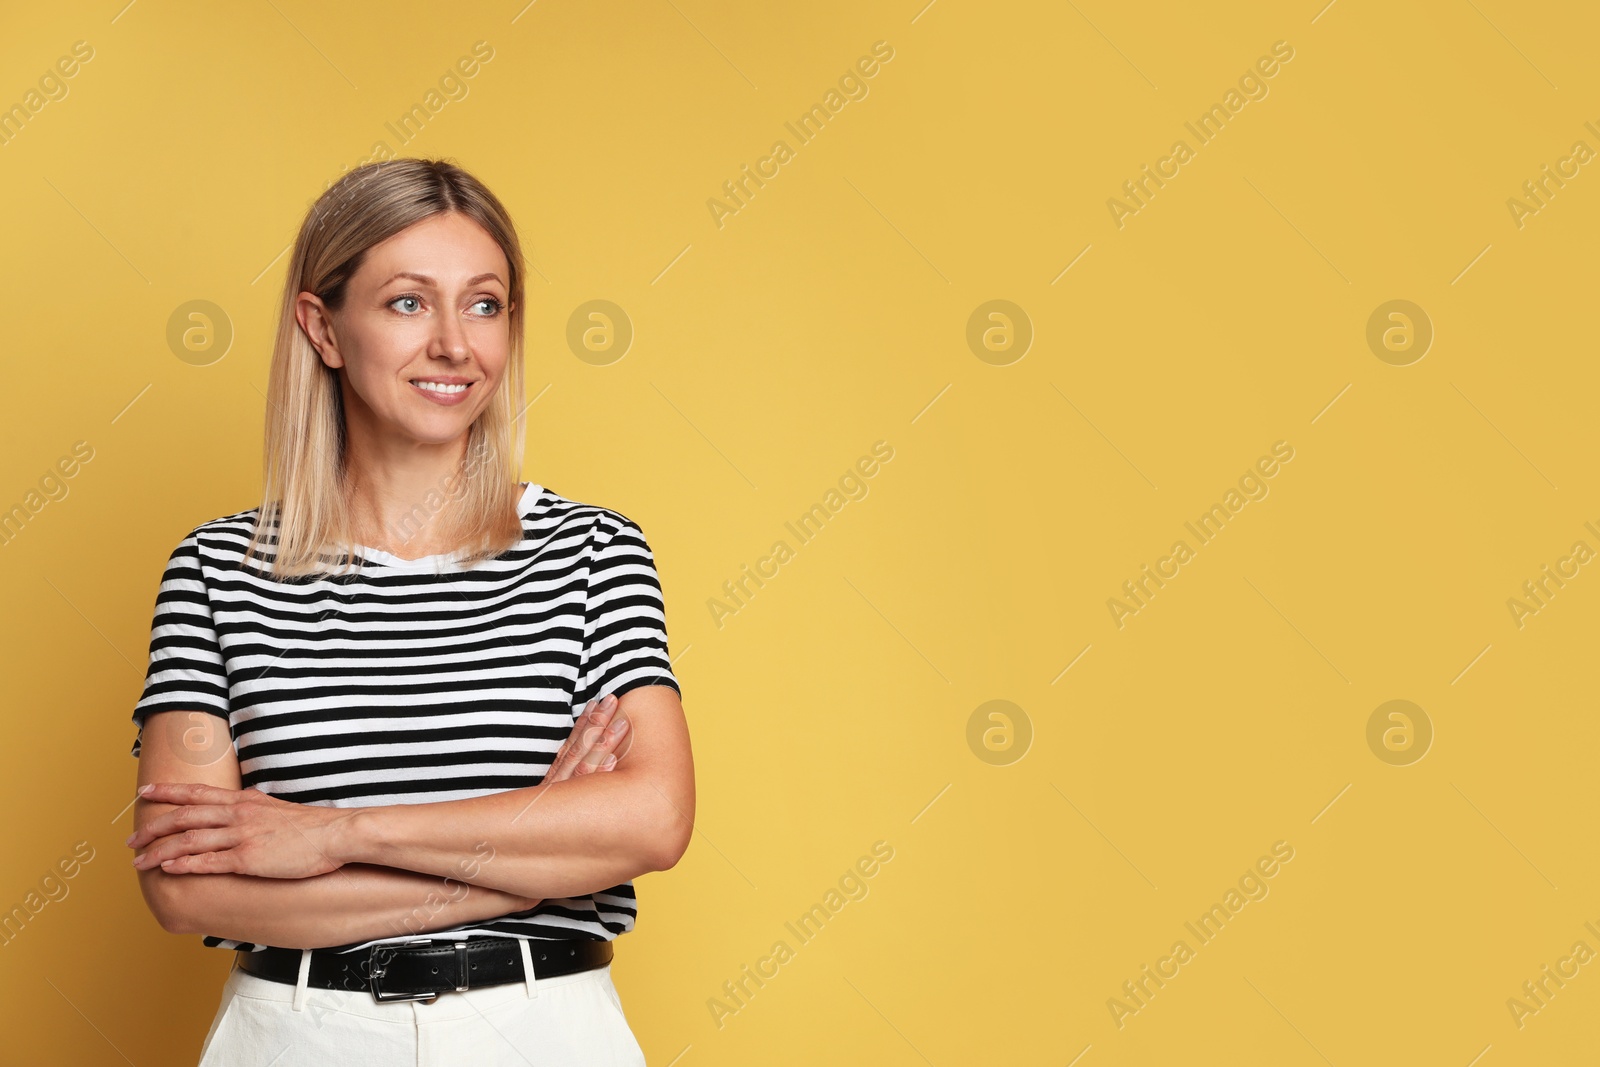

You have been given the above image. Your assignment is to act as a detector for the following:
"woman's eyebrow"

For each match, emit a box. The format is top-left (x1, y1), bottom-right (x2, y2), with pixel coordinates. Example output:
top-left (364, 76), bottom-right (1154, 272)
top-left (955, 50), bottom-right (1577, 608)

top-left (380, 271), bottom-right (506, 288)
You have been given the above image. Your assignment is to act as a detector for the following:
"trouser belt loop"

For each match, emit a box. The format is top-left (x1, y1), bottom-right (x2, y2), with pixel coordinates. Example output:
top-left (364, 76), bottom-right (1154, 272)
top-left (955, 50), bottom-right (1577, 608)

top-left (518, 937), bottom-right (538, 999)
top-left (291, 948), bottom-right (313, 1012)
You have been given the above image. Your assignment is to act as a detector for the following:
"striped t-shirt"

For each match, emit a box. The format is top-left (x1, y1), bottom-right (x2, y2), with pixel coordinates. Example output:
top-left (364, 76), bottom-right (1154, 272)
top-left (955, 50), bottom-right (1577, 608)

top-left (129, 481), bottom-right (681, 954)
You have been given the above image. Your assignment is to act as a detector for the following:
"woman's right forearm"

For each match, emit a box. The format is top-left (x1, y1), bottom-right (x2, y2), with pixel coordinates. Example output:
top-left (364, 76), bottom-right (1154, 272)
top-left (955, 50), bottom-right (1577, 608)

top-left (143, 862), bottom-right (539, 950)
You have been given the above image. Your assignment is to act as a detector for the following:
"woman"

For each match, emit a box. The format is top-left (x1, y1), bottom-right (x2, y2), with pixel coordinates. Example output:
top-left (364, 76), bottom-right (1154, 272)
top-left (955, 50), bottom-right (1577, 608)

top-left (125, 157), bottom-right (694, 1066)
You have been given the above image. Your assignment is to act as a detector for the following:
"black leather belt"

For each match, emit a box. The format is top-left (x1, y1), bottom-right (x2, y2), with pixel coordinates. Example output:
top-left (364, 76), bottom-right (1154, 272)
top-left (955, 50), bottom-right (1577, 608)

top-left (236, 936), bottom-right (613, 1003)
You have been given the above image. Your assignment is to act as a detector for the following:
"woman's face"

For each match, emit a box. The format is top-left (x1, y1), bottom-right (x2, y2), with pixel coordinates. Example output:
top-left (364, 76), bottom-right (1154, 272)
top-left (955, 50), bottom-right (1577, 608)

top-left (300, 211), bottom-right (514, 453)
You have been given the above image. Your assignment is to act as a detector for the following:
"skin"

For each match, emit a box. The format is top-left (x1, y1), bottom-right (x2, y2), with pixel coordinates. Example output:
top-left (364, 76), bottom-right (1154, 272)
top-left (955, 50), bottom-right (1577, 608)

top-left (131, 695), bottom-right (635, 873)
top-left (129, 698), bottom-right (636, 948)
top-left (300, 210), bottom-right (515, 554)
top-left (131, 690), bottom-right (693, 903)
top-left (129, 211), bottom-right (694, 925)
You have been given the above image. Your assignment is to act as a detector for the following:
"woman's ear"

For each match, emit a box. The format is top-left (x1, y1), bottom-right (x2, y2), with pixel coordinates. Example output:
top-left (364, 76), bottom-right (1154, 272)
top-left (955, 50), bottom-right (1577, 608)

top-left (295, 292), bottom-right (343, 369)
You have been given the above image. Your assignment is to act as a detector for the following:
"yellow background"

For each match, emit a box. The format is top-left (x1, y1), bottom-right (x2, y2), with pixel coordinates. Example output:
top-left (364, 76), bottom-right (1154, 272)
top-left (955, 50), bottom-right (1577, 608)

top-left (2, 0), bottom-right (1597, 1063)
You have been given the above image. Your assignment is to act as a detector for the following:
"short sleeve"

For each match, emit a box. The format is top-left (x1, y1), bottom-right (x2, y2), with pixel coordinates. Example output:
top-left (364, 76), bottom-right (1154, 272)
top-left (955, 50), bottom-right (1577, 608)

top-left (129, 530), bottom-right (232, 758)
top-left (577, 517), bottom-right (681, 706)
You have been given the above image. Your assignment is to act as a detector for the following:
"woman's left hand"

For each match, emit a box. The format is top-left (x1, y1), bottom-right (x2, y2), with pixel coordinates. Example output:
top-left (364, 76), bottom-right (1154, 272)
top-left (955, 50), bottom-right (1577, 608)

top-left (127, 782), bottom-right (358, 878)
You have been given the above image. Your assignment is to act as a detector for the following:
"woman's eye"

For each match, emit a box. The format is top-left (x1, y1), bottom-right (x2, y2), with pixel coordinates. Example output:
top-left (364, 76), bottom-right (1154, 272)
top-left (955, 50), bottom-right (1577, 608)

top-left (390, 295), bottom-right (501, 316)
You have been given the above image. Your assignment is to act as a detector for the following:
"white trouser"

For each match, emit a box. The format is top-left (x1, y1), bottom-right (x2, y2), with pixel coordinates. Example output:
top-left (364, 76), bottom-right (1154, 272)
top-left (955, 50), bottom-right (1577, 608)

top-left (196, 942), bottom-right (647, 1066)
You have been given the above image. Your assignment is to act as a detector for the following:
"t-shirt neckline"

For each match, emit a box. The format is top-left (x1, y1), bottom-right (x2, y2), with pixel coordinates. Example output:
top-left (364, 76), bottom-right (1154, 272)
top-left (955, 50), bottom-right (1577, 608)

top-left (352, 481), bottom-right (541, 571)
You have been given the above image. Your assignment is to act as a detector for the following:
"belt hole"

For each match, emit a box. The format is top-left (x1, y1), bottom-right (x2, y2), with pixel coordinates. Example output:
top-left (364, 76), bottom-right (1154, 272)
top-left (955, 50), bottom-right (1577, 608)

top-left (430, 966), bottom-right (438, 974)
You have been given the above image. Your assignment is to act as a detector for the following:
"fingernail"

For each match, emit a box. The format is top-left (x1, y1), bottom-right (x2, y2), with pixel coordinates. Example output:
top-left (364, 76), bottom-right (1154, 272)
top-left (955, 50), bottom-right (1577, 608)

top-left (601, 754), bottom-right (617, 770)
top-left (138, 784), bottom-right (154, 796)
top-left (600, 694), bottom-right (617, 709)
top-left (124, 833), bottom-right (135, 847)
top-left (607, 717), bottom-right (629, 737)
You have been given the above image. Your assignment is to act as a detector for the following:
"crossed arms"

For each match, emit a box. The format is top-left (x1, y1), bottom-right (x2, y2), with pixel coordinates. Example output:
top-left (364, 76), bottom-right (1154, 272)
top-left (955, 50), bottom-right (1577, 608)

top-left (128, 686), bottom-right (694, 951)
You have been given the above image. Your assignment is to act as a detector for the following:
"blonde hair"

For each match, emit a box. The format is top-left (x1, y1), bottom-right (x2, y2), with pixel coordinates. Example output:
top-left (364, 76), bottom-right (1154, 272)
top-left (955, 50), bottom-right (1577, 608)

top-left (244, 157), bottom-right (528, 579)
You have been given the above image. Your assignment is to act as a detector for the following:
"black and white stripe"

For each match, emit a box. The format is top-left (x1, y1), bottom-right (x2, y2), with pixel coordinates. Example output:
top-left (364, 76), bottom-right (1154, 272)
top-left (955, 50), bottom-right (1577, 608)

top-left (130, 482), bottom-right (681, 954)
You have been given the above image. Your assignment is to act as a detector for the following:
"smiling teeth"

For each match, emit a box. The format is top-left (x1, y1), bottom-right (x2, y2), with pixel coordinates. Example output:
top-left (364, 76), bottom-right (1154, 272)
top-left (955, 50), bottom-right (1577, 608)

top-left (414, 381), bottom-right (469, 394)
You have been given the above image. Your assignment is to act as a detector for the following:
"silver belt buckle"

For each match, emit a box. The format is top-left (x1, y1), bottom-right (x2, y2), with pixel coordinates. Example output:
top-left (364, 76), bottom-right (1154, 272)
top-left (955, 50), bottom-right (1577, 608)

top-left (368, 938), bottom-right (442, 1003)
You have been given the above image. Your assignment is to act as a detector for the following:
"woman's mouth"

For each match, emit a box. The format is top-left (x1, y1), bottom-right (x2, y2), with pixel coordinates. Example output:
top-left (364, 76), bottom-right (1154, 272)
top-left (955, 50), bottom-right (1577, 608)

top-left (410, 379), bottom-right (475, 405)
